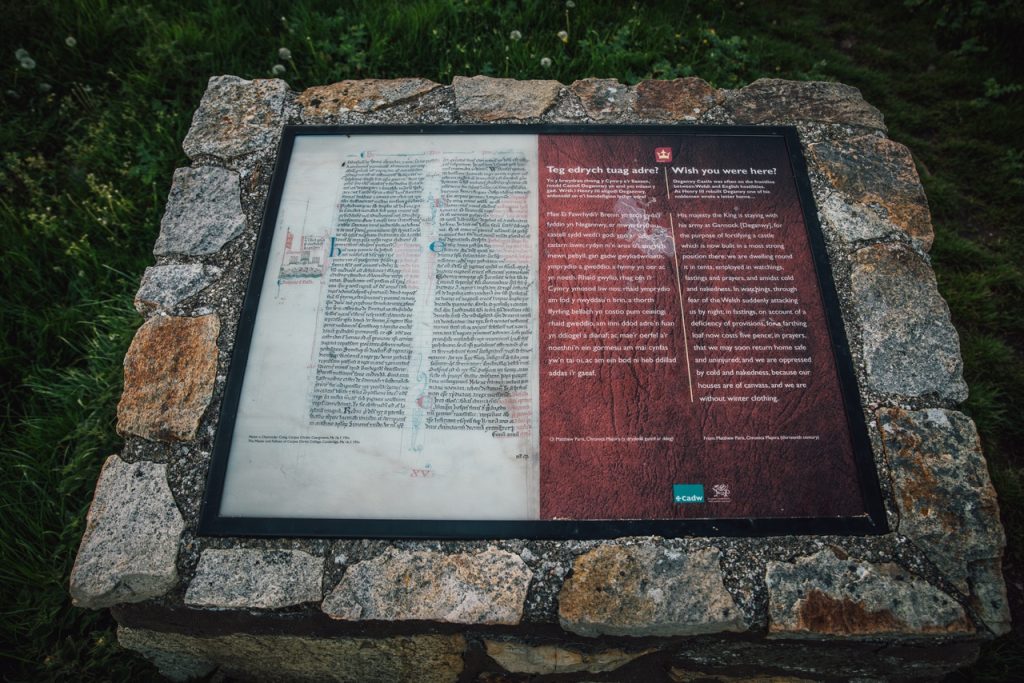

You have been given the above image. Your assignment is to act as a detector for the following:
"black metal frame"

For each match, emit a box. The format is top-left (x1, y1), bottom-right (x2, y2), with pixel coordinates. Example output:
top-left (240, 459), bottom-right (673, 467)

top-left (198, 124), bottom-right (888, 539)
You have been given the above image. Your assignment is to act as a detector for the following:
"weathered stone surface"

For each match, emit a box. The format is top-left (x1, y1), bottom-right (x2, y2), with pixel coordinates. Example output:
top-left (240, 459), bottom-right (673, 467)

top-left (134, 264), bottom-right (221, 315)
top-left (182, 75), bottom-right (289, 160)
top-left (968, 558), bottom-right (1012, 636)
top-left (633, 77), bottom-right (722, 121)
top-left (671, 670), bottom-right (814, 683)
top-left (185, 549), bottom-right (324, 609)
top-left (570, 78), bottom-right (632, 121)
top-left (154, 166), bottom-right (246, 257)
top-left (723, 78), bottom-right (886, 130)
top-left (850, 242), bottom-right (967, 401)
top-left (120, 634), bottom-right (216, 682)
top-left (673, 638), bottom-right (982, 680)
top-left (816, 192), bottom-right (905, 249)
top-left (558, 543), bottom-right (747, 637)
top-left (879, 408), bottom-right (1005, 594)
top-left (323, 547), bottom-right (531, 624)
top-left (484, 640), bottom-right (655, 675)
top-left (119, 627), bottom-right (465, 683)
top-left (454, 75), bottom-right (562, 121)
top-left (70, 457), bottom-right (183, 609)
top-left (117, 314), bottom-right (219, 442)
top-left (809, 135), bottom-right (933, 249)
top-left (765, 549), bottom-right (972, 638)
top-left (298, 78), bottom-right (440, 117)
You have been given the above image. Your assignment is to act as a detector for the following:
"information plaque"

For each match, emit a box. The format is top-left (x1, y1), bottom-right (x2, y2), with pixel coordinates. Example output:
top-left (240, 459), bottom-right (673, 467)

top-left (199, 125), bottom-right (886, 538)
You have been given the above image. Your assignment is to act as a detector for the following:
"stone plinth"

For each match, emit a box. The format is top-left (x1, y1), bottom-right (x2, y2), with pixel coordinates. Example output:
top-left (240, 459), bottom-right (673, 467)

top-left (72, 75), bottom-right (1008, 682)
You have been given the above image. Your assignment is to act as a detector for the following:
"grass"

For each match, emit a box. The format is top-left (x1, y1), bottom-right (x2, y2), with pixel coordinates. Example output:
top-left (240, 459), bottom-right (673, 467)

top-left (0, 0), bottom-right (1021, 680)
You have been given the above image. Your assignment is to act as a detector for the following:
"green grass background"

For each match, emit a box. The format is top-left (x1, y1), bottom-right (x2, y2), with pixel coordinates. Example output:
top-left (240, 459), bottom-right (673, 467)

top-left (1, 1), bottom-right (1021, 679)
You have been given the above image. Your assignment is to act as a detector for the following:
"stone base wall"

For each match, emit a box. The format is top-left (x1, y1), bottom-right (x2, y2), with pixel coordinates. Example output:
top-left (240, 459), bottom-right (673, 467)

top-left (69, 75), bottom-right (1009, 682)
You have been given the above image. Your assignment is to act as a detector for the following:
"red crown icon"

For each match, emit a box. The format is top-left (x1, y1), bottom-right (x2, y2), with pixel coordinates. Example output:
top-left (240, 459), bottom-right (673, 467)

top-left (655, 147), bottom-right (673, 163)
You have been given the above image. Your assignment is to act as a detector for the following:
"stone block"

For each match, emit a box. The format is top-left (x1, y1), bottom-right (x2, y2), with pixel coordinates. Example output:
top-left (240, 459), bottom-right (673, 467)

top-left (968, 558), bottom-right (1012, 636)
top-left (70, 457), bottom-right (183, 609)
top-left (850, 242), bottom-right (967, 401)
top-left (484, 640), bottom-right (655, 675)
top-left (816, 192), bottom-right (905, 249)
top-left (134, 264), bottom-right (221, 315)
top-left (670, 670), bottom-right (814, 683)
top-left (322, 547), bottom-right (531, 624)
top-left (722, 78), bottom-right (886, 130)
top-left (118, 627), bottom-right (466, 683)
top-left (570, 78), bottom-right (632, 121)
top-left (879, 408), bottom-right (1004, 592)
top-left (454, 75), bottom-right (562, 121)
top-left (809, 135), bottom-right (933, 249)
top-left (673, 638), bottom-right (982, 680)
top-left (633, 77), bottom-right (722, 121)
top-left (558, 543), bottom-right (748, 637)
top-left (154, 166), bottom-right (246, 257)
top-left (182, 75), bottom-right (289, 160)
top-left (116, 314), bottom-right (219, 442)
top-left (185, 549), bottom-right (324, 609)
top-left (297, 78), bottom-right (440, 117)
top-left (765, 548), bottom-right (972, 638)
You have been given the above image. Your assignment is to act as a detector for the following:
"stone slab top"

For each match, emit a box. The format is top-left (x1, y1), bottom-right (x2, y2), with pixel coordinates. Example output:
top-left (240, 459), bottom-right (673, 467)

top-left (72, 76), bottom-right (1009, 682)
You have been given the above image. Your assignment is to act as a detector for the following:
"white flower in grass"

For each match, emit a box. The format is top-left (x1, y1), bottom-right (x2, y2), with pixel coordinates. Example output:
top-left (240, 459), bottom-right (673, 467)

top-left (509, 30), bottom-right (522, 41)
top-left (65, 36), bottom-right (77, 47)
top-left (38, 82), bottom-right (51, 93)
top-left (278, 47), bottom-right (292, 60)
top-left (272, 64), bottom-right (286, 75)
top-left (557, 30), bottom-right (568, 43)
top-left (540, 57), bottom-right (552, 68)
top-left (566, 1), bottom-right (576, 7)
top-left (15, 48), bottom-right (28, 60)
top-left (20, 56), bottom-right (36, 70)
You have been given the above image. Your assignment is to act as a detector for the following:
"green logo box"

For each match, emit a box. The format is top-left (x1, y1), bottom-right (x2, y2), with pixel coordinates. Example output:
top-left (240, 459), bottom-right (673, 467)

top-left (673, 483), bottom-right (704, 504)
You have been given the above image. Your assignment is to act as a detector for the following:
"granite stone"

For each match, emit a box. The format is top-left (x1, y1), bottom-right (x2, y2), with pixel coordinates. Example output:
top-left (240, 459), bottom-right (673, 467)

top-left (670, 670), bottom-right (814, 683)
top-left (133, 264), bottom-right (221, 315)
top-left (673, 638), bottom-right (982, 680)
top-left (118, 627), bottom-right (466, 683)
top-left (766, 548), bottom-right (972, 638)
top-left (809, 135), bottom-right (933, 249)
top-left (723, 78), bottom-right (886, 130)
top-left (70, 457), bottom-right (183, 609)
top-left (851, 242), bottom-right (968, 401)
top-left (815, 192), bottom-right (905, 249)
top-left (879, 409), bottom-right (1004, 589)
top-left (633, 77), bottom-right (722, 121)
top-left (154, 166), bottom-right (246, 257)
top-left (484, 640), bottom-right (655, 675)
top-left (570, 78), bottom-right (632, 121)
top-left (968, 559), bottom-right (1012, 636)
top-left (298, 78), bottom-right (440, 117)
top-left (185, 549), bottom-right (324, 609)
top-left (182, 75), bottom-right (289, 160)
top-left (558, 543), bottom-right (748, 637)
top-left (116, 314), bottom-right (219, 442)
top-left (323, 547), bottom-right (531, 624)
top-left (454, 75), bottom-right (562, 121)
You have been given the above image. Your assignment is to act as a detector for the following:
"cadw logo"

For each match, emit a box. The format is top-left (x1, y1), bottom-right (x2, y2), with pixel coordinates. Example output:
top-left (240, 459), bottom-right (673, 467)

top-left (672, 483), bottom-right (704, 504)
top-left (654, 147), bottom-right (673, 163)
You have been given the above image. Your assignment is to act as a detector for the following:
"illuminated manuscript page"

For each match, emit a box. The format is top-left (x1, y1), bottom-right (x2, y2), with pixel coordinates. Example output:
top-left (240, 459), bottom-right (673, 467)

top-left (220, 135), bottom-right (541, 519)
